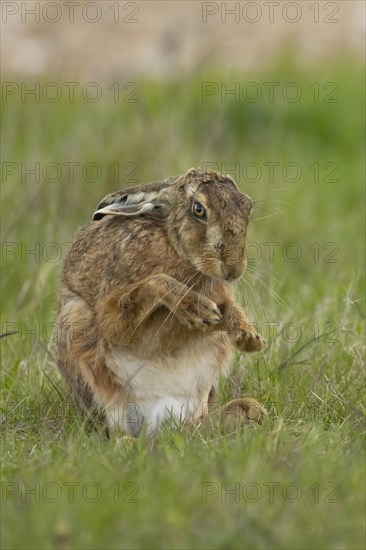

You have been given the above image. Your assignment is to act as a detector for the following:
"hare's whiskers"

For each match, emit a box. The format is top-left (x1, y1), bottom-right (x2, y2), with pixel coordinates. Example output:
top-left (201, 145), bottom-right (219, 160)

top-left (254, 198), bottom-right (291, 205)
top-left (153, 273), bottom-right (203, 336)
top-left (251, 210), bottom-right (283, 222)
top-left (239, 273), bottom-right (271, 322)
top-left (131, 271), bottom-right (200, 334)
top-left (246, 268), bottom-right (290, 312)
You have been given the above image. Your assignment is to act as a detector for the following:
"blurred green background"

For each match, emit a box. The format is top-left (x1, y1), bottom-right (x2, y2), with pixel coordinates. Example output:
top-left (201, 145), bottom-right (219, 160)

top-left (1, 2), bottom-right (365, 549)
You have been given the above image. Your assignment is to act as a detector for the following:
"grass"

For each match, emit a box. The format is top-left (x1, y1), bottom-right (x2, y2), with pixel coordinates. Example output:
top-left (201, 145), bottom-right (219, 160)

top-left (1, 58), bottom-right (365, 549)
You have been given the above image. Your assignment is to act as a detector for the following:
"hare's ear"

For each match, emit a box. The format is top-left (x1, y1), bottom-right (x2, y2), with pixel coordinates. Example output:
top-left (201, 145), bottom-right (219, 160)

top-left (92, 192), bottom-right (170, 221)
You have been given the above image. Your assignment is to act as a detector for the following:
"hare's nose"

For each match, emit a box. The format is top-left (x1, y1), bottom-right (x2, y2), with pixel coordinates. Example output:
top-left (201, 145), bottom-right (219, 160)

top-left (222, 263), bottom-right (245, 282)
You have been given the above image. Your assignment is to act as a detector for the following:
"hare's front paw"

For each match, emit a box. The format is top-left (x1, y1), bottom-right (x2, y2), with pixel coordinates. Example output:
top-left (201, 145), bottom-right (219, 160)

top-left (235, 324), bottom-right (266, 352)
top-left (176, 292), bottom-right (222, 329)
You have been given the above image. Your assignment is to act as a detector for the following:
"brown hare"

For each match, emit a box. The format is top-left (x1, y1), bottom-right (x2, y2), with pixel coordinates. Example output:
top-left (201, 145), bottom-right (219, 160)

top-left (56, 169), bottom-right (266, 436)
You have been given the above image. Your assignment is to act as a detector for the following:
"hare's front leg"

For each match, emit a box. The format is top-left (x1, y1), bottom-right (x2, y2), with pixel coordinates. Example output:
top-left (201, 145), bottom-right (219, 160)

top-left (97, 274), bottom-right (222, 344)
top-left (220, 301), bottom-right (266, 352)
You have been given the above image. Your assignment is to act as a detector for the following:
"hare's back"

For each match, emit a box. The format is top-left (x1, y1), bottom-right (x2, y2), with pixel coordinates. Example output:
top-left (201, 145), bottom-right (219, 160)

top-left (61, 217), bottom-right (171, 306)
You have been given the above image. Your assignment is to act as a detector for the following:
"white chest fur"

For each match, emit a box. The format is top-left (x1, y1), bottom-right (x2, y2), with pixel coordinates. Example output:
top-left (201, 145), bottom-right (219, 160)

top-left (105, 338), bottom-right (227, 436)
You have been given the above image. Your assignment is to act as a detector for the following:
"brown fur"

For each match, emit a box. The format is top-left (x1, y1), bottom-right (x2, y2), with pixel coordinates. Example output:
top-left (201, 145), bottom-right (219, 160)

top-left (55, 169), bottom-right (266, 435)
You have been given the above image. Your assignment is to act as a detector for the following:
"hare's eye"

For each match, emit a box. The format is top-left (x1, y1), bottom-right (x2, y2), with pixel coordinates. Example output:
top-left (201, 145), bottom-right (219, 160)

top-left (192, 201), bottom-right (207, 220)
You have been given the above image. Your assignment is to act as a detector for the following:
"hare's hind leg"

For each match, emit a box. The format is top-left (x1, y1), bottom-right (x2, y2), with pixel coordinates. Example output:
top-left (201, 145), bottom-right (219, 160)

top-left (199, 397), bottom-right (267, 433)
top-left (56, 287), bottom-right (121, 423)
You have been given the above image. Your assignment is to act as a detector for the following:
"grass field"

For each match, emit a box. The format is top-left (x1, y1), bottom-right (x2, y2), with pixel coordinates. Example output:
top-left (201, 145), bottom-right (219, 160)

top-left (1, 58), bottom-right (365, 549)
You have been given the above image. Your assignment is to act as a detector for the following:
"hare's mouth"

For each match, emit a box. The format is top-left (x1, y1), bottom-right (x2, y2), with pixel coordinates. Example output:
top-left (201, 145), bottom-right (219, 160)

top-left (189, 254), bottom-right (244, 282)
top-left (221, 263), bottom-right (246, 282)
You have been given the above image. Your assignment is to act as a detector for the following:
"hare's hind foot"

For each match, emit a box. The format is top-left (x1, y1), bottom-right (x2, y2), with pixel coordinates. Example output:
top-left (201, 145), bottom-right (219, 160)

top-left (204, 397), bottom-right (267, 432)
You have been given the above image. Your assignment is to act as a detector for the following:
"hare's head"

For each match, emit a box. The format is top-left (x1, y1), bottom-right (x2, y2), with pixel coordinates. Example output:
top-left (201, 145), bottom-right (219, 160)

top-left (93, 169), bottom-right (253, 281)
